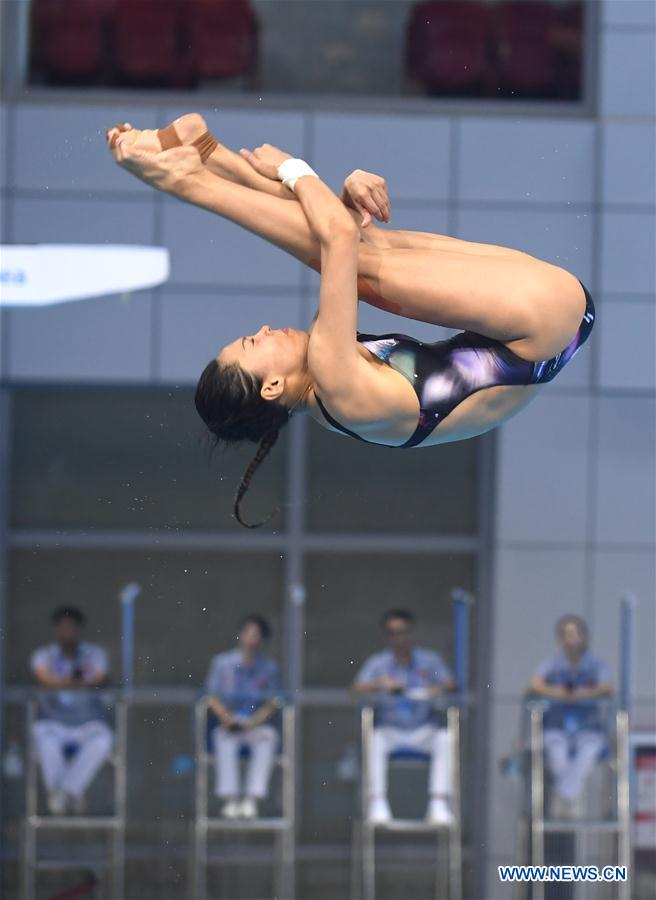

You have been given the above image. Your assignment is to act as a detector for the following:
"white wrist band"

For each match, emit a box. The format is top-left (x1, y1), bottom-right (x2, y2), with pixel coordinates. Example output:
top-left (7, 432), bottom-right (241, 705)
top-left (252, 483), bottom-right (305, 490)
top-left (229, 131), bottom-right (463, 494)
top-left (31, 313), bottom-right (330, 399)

top-left (277, 158), bottom-right (318, 192)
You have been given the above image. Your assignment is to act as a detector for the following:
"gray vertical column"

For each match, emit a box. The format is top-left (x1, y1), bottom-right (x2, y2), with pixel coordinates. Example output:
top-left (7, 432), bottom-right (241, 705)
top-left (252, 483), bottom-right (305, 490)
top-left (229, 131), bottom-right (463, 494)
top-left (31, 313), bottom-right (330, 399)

top-left (582, 0), bottom-right (601, 115)
top-left (0, 388), bottom-right (12, 900)
top-left (0, 2), bottom-right (23, 88)
top-left (472, 428), bottom-right (496, 900)
top-left (615, 708), bottom-right (631, 900)
top-left (529, 705), bottom-right (546, 900)
top-left (283, 413), bottom-right (307, 700)
top-left (284, 103), bottom-right (313, 699)
top-left (282, 411), bottom-right (308, 900)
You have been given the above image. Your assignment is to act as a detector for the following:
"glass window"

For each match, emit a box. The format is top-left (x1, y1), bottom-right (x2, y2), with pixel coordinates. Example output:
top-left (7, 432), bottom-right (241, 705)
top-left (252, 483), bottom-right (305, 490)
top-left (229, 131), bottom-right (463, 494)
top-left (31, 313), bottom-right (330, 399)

top-left (6, 548), bottom-right (285, 686)
top-left (304, 552), bottom-right (476, 688)
top-left (3, 322), bottom-right (490, 896)
top-left (306, 426), bottom-right (480, 533)
top-left (25, 0), bottom-right (585, 102)
top-left (300, 705), bottom-right (360, 844)
top-left (10, 388), bottom-right (287, 531)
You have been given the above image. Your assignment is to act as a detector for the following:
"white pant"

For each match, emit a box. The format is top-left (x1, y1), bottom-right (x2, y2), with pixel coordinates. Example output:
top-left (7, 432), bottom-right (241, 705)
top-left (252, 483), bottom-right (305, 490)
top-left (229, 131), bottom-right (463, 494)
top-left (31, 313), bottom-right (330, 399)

top-left (32, 719), bottom-right (113, 800)
top-left (212, 725), bottom-right (278, 799)
top-left (543, 728), bottom-right (606, 800)
top-left (368, 725), bottom-right (451, 800)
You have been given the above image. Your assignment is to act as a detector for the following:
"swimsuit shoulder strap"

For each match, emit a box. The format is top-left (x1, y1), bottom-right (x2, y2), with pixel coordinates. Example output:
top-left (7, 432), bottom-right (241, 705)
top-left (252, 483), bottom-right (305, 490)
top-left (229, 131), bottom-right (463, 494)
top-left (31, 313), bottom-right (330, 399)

top-left (312, 332), bottom-right (392, 443)
top-left (315, 330), bottom-right (432, 447)
top-left (314, 394), bottom-right (370, 443)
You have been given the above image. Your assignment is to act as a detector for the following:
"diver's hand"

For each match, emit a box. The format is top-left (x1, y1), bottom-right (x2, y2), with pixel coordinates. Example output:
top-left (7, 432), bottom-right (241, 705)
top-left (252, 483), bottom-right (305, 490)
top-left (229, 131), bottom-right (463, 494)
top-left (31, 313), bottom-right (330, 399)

top-left (238, 143), bottom-right (292, 180)
top-left (340, 169), bottom-right (391, 227)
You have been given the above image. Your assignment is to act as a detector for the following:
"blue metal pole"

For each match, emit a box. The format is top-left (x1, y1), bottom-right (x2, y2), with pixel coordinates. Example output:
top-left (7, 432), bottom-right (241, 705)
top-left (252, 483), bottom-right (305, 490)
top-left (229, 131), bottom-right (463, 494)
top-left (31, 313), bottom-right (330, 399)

top-left (119, 582), bottom-right (141, 690)
top-left (452, 588), bottom-right (472, 694)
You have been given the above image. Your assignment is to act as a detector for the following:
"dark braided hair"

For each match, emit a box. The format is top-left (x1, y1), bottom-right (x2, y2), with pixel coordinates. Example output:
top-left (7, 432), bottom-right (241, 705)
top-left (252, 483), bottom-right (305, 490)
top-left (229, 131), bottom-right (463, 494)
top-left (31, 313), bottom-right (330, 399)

top-left (194, 358), bottom-right (290, 528)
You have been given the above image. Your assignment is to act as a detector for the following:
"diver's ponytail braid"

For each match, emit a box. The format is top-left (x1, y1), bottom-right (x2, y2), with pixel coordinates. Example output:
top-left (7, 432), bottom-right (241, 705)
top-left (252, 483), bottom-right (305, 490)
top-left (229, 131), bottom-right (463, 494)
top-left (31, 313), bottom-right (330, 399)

top-left (233, 427), bottom-right (281, 528)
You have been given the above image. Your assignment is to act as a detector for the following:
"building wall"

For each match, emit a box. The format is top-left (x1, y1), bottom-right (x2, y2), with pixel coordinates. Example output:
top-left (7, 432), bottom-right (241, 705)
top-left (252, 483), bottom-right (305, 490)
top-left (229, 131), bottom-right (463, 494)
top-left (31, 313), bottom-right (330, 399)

top-left (485, 0), bottom-right (656, 891)
top-left (0, 0), bottom-right (654, 893)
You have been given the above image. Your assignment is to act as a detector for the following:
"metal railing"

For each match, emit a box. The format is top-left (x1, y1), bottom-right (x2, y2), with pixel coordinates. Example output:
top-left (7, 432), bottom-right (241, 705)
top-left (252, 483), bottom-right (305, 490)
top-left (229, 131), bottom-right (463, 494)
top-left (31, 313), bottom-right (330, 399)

top-left (192, 695), bottom-right (296, 900)
top-left (351, 700), bottom-right (463, 900)
top-left (22, 691), bottom-right (127, 900)
top-left (518, 698), bottom-right (631, 900)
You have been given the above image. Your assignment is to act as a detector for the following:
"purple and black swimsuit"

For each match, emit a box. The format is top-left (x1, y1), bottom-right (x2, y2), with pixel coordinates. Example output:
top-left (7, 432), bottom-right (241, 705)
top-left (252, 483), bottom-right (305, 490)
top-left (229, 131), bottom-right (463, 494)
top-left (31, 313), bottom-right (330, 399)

top-left (315, 280), bottom-right (595, 448)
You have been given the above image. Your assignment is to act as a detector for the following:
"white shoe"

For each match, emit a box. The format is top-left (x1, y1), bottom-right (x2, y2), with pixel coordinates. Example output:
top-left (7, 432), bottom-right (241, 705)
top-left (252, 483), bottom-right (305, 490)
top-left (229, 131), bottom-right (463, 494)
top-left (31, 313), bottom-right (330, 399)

top-left (368, 797), bottom-right (392, 825)
top-left (220, 798), bottom-right (241, 819)
top-left (425, 797), bottom-right (455, 826)
top-left (239, 797), bottom-right (258, 820)
top-left (47, 790), bottom-right (67, 816)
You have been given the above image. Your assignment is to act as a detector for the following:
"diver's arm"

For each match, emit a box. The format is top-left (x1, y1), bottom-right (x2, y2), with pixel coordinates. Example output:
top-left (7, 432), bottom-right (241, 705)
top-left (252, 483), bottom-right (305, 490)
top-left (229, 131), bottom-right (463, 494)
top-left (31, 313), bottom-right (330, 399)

top-left (307, 227), bottom-right (364, 397)
top-left (239, 149), bottom-right (365, 379)
top-left (293, 173), bottom-right (361, 246)
top-left (239, 143), bottom-right (357, 245)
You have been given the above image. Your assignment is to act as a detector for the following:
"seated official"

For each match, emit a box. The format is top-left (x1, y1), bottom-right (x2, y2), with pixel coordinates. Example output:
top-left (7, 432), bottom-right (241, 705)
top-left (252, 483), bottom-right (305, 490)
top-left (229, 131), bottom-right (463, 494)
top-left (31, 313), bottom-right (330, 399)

top-left (30, 606), bottom-right (113, 816)
top-left (352, 609), bottom-right (456, 825)
top-left (529, 614), bottom-right (612, 817)
top-left (204, 614), bottom-right (280, 820)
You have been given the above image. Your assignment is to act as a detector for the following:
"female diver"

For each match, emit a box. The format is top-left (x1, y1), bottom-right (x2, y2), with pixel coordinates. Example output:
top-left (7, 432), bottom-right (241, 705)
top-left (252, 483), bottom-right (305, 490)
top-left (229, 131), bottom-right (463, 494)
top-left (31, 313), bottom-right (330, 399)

top-left (106, 114), bottom-right (595, 527)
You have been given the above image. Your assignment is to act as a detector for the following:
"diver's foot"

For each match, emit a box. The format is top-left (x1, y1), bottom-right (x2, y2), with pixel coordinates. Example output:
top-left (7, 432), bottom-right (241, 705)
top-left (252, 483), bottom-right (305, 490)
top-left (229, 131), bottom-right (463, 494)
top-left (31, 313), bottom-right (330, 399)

top-left (158, 112), bottom-right (216, 158)
top-left (106, 113), bottom-right (217, 161)
top-left (106, 122), bottom-right (159, 154)
top-left (107, 130), bottom-right (205, 193)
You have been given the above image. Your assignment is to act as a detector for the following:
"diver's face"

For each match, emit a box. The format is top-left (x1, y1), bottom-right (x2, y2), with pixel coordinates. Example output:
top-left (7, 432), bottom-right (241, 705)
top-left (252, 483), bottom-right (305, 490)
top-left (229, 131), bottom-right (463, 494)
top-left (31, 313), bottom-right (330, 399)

top-left (218, 324), bottom-right (308, 383)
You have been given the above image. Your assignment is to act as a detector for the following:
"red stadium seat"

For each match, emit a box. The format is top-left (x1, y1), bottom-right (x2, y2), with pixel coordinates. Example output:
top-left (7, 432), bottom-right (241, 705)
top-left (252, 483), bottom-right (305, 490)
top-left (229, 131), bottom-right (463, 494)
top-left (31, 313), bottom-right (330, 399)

top-left (111, 0), bottom-right (181, 84)
top-left (186, 0), bottom-right (258, 83)
top-left (30, 0), bottom-right (111, 83)
top-left (493, 1), bottom-right (558, 96)
top-left (406, 1), bottom-right (489, 94)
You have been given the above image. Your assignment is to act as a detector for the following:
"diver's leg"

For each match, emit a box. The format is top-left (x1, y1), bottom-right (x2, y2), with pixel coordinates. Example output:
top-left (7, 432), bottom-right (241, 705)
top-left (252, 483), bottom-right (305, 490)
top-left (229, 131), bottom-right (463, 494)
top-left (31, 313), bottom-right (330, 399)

top-left (108, 115), bottom-right (295, 200)
top-left (109, 118), bottom-right (522, 258)
top-left (362, 224), bottom-right (525, 257)
top-left (129, 115), bottom-right (519, 255)
top-left (204, 132), bottom-right (295, 200)
top-left (171, 166), bottom-right (351, 265)
top-left (112, 131), bottom-right (583, 361)
top-left (195, 121), bottom-right (521, 258)
top-left (354, 243), bottom-right (587, 361)
top-left (202, 137), bottom-right (523, 258)
top-left (171, 170), bottom-right (583, 359)
top-left (200, 135), bottom-right (523, 259)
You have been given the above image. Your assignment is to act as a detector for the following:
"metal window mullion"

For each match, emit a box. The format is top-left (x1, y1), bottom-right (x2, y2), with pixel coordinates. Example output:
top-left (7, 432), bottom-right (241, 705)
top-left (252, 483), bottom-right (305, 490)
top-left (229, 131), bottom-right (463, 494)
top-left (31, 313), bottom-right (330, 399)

top-left (583, 0), bottom-right (600, 116)
top-left (471, 428), bottom-right (496, 900)
top-left (0, 388), bottom-right (12, 900)
top-left (7, 528), bottom-right (480, 554)
top-left (282, 413), bottom-right (308, 900)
